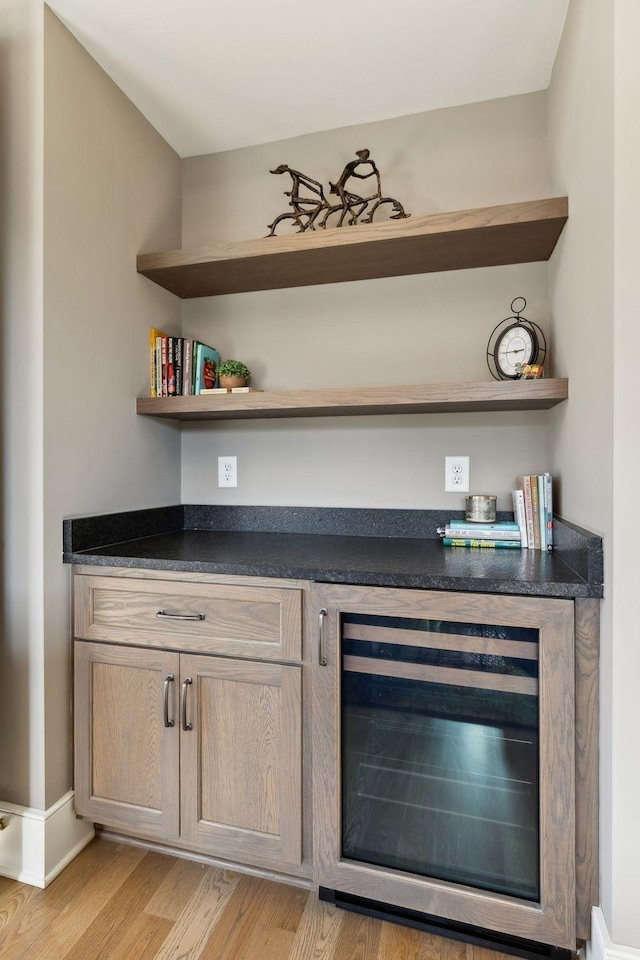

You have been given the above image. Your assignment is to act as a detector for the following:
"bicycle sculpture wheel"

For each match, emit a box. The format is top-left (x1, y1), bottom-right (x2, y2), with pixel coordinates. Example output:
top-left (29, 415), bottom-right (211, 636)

top-left (266, 149), bottom-right (410, 237)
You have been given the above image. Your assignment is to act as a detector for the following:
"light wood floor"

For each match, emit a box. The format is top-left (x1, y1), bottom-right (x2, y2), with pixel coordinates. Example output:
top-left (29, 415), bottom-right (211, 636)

top-left (0, 837), bottom-right (514, 960)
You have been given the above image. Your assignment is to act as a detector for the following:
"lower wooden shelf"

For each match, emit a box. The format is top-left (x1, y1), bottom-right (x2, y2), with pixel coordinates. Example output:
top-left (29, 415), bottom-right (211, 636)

top-left (136, 378), bottom-right (568, 421)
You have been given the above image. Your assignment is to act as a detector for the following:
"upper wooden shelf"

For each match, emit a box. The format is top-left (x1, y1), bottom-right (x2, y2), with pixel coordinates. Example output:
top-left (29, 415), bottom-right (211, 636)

top-left (136, 378), bottom-right (569, 422)
top-left (137, 197), bottom-right (568, 299)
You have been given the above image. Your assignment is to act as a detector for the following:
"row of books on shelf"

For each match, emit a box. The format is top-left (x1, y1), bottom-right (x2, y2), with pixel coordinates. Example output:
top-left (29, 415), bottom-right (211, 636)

top-left (438, 474), bottom-right (553, 550)
top-left (149, 328), bottom-right (220, 398)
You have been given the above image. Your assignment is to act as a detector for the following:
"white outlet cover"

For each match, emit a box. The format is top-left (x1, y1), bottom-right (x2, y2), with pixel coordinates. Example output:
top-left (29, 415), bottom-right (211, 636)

top-left (218, 455), bottom-right (237, 487)
top-left (445, 456), bottom-right (470, 493)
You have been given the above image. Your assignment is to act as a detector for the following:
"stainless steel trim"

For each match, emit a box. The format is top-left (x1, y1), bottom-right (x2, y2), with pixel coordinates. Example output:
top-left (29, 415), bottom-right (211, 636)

top-left (163, 674), bottom-right (175, 727)
top-left (319, 608), bottom-right (328, 666)
top-left (181, 677), bottom-right (193, 731)
top-left (156, 610), bottom-right (205, 621)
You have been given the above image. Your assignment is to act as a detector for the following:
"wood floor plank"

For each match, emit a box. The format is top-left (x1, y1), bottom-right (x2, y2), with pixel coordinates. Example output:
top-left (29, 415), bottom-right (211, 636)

top-left (376, 920), bottom-right (455, 960)
top-left (239, 922), bottom-right (297, 960)
top-left (0, 839), bottom-right (521, 960)
top-left (473, 946), bottom-right (515, 960)
top-left (60, 851), bottom-right (172, 960)
top-left (332, 909), bottom-right (383, 960)
top-left (199, 874), bottom-right (309, 960)
top-left (152, 866), bottom-right (240, 960)
top-left (411, 930), bottom-right (471, 960)
top-left (145, 856), bottom-right (211, 921)
top-left (0, 839), bottom-right (145, 960)
top-left (0, 881), bottom-right (38, 933)
top-left (287, 892), bottom-right (345, 960)
top-left (91, 911), bottom-right (174, 960)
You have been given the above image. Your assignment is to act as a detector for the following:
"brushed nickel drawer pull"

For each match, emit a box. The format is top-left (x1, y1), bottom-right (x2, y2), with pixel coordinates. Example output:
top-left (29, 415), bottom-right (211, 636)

top-left (163, 674), bottom-right (175, 728)
top-left (181, 677), bottom-right (193, 731)
top-left (318, 608), bottom-right (328, 666)
top-left (156, 610), bottom-right (205, 622)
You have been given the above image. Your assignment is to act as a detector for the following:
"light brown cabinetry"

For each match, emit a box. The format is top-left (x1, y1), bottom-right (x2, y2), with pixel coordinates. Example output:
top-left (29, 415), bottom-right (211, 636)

top-left (75, 640), bottom-right (180, 840)
top-left (310, 582), bottom-right (598, 951)
top-left (73, 571), bottom-right (304, 874)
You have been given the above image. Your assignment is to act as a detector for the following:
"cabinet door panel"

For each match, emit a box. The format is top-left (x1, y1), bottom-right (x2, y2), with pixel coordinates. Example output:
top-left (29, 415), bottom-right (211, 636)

top-left (180, 655), bottom-right (302, 870)
top-left (74, 641), bottom-right (180, 840)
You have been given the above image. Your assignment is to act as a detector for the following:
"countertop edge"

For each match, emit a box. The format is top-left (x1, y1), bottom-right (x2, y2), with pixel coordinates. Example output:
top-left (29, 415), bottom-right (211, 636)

top-left (62, 505), bottom-right (604, 600)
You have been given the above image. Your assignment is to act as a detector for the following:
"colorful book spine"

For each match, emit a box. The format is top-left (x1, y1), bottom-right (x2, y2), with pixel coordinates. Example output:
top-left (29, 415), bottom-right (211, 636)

top-left (174, 337), bottom-right (183, 396)
top-left (543, 472), bottom-right (554, 550)
top-left (167, 337), bottom-right (176, 397)
top-left (155, 336), bottom-right (163, 397)
top-left (529, 477), bottom-right (541, 549)
top-left (511, 488), bottom-right (529, 548)
top-left (448, 520), bottom-right (520, 532)
top-left (149, 328), bottom-right (167, 398)
top-left (193, 341), bottom-right (221, 394)
top-left (182, 338), bottom-right (192, 395)
top-left (442, 538), bottom-right (522, 549)
top-left (443, 526), bottom-right (520, 540)
top-left (515, 473), bottom-right (554, 549)
top-left (517, 475), bottom-right (535, 548)
top-left (161, 336), bottom-right (168, 397)
top-left (537, 474), bottom-right (547, 550)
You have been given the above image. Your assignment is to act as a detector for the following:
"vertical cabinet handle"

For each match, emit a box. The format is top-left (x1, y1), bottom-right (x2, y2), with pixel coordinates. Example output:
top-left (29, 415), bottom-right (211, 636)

top-left (181, 677), bottom-right (193, 731)
top-left (163, 674), bottom-right (175, 727)
top-left (318, 608), bottom-right (328, 666)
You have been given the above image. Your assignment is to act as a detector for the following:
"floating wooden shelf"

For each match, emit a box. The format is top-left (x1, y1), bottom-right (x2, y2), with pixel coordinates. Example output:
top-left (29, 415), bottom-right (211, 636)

top-left (137, 197), bottom-right (568, 298)
top-left (136, 379), bottom-right (568, 422)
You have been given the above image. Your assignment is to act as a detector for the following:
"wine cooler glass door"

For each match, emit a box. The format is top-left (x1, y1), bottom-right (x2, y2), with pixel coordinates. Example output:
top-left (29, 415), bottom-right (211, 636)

top-left (341, 612), bottom-right (540, 900)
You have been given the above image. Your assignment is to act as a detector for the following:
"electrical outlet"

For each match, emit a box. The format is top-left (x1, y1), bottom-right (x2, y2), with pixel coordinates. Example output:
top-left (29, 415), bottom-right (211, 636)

top-left (218, 456), bottom-right (237, 488)
top-left (445, 456), bottom-right (470, 493)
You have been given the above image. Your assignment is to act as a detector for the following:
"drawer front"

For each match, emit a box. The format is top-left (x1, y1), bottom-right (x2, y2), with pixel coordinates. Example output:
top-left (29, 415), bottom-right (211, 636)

top-left (74, 574), bottom-right (302, 661)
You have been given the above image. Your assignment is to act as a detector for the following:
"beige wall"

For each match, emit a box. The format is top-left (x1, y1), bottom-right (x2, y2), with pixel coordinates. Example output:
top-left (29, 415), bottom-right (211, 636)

top-left (181, 94), bottom-right (556, 511)
top-left (610, 0), bottom-right (640, 946)
top-left (0, 7), bottom-right (182, 812)
top-left (549, 0), bottom-right (640, 949)
top-left (41, 8), bottom-right (182, 807)
top-left (0, 0), bottom-right (45, 807)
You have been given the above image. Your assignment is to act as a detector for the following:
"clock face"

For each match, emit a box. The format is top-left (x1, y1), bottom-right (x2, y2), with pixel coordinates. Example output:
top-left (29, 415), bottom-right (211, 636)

top-left (494, 323), bottom-right (537, 379)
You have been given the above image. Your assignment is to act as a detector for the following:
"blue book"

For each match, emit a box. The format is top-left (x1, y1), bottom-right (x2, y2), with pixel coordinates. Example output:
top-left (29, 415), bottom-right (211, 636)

top-left (442, 538), bottom-right (522, 549)
top-left (193, 341), bottom-right (220, 394)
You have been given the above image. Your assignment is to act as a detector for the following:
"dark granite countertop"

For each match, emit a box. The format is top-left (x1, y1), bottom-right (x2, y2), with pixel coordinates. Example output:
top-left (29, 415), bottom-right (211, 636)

top-left (62, 505), bottom-right (603, 599)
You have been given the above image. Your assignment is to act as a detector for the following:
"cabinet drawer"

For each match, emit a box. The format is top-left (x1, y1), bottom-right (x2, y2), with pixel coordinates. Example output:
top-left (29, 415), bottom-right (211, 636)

top-left (74, 574), bottom-right (302, 661)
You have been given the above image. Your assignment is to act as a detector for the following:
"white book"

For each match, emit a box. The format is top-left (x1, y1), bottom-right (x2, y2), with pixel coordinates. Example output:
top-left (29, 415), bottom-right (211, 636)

top-left (512, 488), bottom-right (529, 548)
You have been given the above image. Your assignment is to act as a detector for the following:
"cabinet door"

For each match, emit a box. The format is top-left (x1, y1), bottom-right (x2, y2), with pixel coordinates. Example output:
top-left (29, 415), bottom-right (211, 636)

top-left (311, 584), bottom-right (576, 951)
top-left (180, 654), bottom-right (302, 871)
top-left (74, 641), bottom-right (180, 840)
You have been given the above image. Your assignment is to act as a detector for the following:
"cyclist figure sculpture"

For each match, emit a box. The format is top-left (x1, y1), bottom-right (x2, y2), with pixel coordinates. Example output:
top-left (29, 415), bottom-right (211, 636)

top-left (266, 149), bottom-right (409, 236)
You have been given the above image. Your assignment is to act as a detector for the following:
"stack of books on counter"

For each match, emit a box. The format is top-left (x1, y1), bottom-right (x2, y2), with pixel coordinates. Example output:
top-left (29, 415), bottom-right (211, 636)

top-left (439, 474), bottom-right (554, 551)
top-left (438, 520), bottom-right (522, 549)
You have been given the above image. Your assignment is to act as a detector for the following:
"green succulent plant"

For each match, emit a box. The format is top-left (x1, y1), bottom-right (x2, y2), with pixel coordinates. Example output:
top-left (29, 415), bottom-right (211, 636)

top-left (218, 359), bottom-right (252, 383)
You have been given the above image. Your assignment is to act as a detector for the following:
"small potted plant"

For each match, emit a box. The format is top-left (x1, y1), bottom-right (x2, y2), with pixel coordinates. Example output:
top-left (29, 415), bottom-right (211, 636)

top-left (217, 359), bottom-right (252, 389)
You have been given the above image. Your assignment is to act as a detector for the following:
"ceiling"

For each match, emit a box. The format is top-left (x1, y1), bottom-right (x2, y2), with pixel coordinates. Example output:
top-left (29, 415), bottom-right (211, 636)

top-left (46, 0), bottom-right (570, 159)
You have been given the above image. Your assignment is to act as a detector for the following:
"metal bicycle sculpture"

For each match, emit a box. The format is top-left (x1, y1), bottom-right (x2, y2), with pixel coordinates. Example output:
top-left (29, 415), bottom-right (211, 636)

top-left (266, 149), bottom-right (410, 236)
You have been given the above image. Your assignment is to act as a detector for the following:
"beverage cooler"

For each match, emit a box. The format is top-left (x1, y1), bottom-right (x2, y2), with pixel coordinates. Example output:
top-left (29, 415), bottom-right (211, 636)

top-left (311, 584), bottom-right (577, 959)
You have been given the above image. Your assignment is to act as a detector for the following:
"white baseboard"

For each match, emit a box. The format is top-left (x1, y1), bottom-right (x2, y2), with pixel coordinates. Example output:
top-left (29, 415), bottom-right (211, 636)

top-left (0, 791), bottom-right (94, 887)
top-left (588, 908), bottom-right (640, 960)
